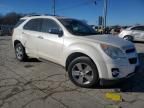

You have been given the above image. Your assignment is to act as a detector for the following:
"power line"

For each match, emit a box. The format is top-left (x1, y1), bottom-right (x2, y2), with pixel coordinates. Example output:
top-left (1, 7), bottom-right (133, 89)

top-left (55, 0), bottom-right (97, 12)
top-left (52, 0), bottom-right (56, 15)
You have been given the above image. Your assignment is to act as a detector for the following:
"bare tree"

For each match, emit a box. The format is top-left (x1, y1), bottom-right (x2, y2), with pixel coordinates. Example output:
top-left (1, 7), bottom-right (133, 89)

top-left (0, 12), bottom-right (23, 25)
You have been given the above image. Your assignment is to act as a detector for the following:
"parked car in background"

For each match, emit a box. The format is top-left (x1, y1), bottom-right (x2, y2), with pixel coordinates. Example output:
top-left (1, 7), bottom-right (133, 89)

top-left (12, 15), bottom-right (139, 88)
top-left (119, 25), bottom-right (144, 42)
top-left (0, 25), bottom-right (14, 36)
top-left (0, 26), bottom-right (2, 36)
top-left (110, 27), bottom-right (121, 35)
top-left (90, 25), bottom-right (98, 31)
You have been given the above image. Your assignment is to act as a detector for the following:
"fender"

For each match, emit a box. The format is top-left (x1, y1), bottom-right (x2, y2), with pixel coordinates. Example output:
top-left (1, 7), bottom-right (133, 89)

top-left (62, 43), bottom-right (108, 78)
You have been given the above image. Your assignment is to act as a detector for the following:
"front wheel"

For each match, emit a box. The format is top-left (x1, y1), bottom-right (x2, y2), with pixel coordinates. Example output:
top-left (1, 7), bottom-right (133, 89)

top-left (123, 35), bottom-right (133, 42)
top-left (15, 43), bottom-right (27, 61)
top-left (68, 56), bottom-right (99, 88)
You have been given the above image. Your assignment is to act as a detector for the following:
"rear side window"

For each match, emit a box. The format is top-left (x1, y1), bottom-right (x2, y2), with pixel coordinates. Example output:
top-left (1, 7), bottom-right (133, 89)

top-left (15, 19), bottom-right (25, 28)
top-left (131, 26), bottom-right (144, 31)
top-left (23, 19), bottom-right (42, 32)
top-left (41, 19), bottom-right (60, 33)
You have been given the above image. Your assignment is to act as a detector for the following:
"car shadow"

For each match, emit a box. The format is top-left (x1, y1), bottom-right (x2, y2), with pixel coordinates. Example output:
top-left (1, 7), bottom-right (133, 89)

top-left (134, 41), bottom-right (144, 44)
top-left (24, 58), bottom-right (41, 63)
top-left (93, 53), bottom-right (144, 92)
top-left (119, 53), bottom-right (144, 92)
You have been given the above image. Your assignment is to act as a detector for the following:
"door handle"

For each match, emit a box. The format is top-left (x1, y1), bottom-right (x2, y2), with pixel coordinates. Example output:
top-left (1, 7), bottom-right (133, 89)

top-left (37, 36), bottom-right (44, 39)
top-left (22, 32), bottom-right (26, 35)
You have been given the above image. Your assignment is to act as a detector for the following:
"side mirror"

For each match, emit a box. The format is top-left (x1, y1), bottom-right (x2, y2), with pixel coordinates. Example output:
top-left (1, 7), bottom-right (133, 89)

top-left (48, 28), bottom-right (63, 37)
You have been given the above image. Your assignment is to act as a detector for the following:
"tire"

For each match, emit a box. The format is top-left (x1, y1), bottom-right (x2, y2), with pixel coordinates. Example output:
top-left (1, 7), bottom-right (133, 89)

top-left (15, 43), bottom-right (27, 61)
top-left (123, 35), bottom-right (133, 42)
top-left (68, 56), bottom-right (99, 88)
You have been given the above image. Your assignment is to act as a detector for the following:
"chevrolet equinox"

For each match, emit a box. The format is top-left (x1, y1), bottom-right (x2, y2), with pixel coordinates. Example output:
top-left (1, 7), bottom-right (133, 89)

top-left (12, 15), bottom-right (139, 87)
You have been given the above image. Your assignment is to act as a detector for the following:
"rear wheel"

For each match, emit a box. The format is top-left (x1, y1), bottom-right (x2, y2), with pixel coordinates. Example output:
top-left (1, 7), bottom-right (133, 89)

top-left (123, 35), bottom-right (133, 42)
top-left (68, 56), bottom-right (99, 88)
top-left (15, 43), bottom-right (27, 61)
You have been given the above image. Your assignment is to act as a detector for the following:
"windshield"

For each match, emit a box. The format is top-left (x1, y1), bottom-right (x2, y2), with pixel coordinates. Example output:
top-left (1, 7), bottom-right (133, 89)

top-left (58, 18), bottom-right (97, 36)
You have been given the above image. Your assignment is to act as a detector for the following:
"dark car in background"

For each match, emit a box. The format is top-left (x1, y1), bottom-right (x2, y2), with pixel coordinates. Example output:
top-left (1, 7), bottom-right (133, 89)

top-left (0, 25), bottom-right (14, 36)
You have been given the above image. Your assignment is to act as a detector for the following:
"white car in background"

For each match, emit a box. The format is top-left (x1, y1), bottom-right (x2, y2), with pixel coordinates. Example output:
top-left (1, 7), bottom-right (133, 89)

top-left (119, 25), bottom-right (144, 42)
top-left (12, 15), bottom-right (139, 87)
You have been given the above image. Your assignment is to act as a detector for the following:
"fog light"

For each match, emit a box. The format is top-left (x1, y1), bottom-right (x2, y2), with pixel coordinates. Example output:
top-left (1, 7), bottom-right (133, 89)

top-left (112, 68), bottom-right (119, 77)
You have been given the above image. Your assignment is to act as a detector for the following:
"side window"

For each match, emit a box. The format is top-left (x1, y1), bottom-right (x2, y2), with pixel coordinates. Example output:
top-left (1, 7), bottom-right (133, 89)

top-left (24, 19), bottom-right (42, 32)
top-left (41, 19), bottom-right (60, 33)
top-left (131, 26), bottom-right (144, 31)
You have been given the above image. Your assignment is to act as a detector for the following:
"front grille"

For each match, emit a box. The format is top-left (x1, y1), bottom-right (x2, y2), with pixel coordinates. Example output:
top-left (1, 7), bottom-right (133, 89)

top-left (126, 48), bottom-right (135, 53)
top-left (129, 58), bottom-right (137, 64)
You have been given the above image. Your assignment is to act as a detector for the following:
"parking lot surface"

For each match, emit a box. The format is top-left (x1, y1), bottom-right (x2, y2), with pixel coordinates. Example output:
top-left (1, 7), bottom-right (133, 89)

top-left (0, 36), bottom-right (144, 108)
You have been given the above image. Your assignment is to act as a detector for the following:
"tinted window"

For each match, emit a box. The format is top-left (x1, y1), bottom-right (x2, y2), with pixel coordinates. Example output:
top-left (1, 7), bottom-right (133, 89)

top-left (41, 19), bottom-right (60, 33)
top-left (24, 19), bottom-right (42, 31)
top-left (15, 19), bottom-right (25, 28)
top-left (131, 26), bottom-right (144, 31)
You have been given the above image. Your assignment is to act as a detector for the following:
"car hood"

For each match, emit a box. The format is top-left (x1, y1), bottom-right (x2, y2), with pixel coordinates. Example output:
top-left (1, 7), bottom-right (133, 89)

top-left (82, 34), bottom-right (134, 49)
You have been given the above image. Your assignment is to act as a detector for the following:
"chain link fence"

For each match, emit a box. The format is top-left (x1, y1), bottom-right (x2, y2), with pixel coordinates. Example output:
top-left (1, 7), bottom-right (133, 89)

top-left (0, 25), bottom-right (14, 36)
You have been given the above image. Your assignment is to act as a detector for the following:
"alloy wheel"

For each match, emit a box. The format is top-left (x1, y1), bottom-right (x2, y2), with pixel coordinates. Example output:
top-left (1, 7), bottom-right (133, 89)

top-left (72, 63), bottom-right (94, 85)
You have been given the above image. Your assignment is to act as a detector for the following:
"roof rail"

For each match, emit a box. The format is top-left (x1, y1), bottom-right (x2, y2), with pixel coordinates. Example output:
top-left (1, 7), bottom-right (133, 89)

top-left (24, 14), bottom-right (60, 17)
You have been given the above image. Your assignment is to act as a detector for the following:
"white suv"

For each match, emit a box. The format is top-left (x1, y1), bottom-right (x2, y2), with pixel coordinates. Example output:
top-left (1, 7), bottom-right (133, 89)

top-left (119, 25), bottom-right (144, 42)
top-left (12, 15), bottom-right (139, 87)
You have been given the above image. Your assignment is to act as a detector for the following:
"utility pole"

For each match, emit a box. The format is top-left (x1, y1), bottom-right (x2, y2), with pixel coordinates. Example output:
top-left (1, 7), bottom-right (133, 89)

top-left (52, 0), bottom-right (56, 16)
top-left (103, 0), bottom-right (108, 30)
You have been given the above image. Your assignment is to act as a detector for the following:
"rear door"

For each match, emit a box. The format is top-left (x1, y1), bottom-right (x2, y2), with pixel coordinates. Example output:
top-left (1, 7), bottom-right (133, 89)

top-left (131, 26), bottom-right (144, 41)
top-left (22, 18), bottom-right (42, 56)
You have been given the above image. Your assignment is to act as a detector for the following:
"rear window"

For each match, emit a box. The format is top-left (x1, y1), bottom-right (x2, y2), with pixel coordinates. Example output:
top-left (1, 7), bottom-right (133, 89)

top-left (15, 19), bottom-right (25, 28)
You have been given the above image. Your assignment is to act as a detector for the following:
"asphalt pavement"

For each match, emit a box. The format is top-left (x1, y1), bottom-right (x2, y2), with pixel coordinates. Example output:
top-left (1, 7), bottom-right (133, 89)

top-left (0, 36), bottom-right (144, 108)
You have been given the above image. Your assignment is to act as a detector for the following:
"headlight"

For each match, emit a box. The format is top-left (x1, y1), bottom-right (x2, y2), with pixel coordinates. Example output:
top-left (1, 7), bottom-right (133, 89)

top-left (100, 44), bottom-right (126, 59)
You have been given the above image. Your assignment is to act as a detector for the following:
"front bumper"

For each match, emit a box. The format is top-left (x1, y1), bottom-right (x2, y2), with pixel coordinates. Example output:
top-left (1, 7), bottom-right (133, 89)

top-left (99, 49), bottom-right (139, 79)
top-left (100, 66), bottom-right (139, 86)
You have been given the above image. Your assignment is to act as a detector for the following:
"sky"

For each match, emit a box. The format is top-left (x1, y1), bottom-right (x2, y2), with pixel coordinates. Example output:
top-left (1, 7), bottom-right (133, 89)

top-left (0, 0), bottom-right (143, 26)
